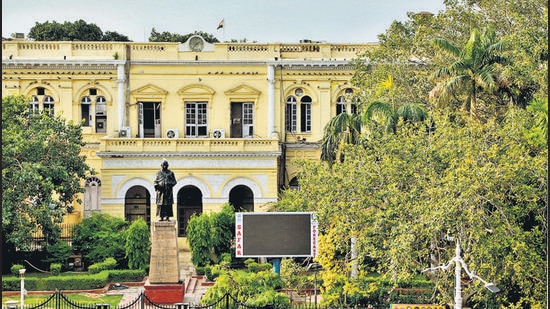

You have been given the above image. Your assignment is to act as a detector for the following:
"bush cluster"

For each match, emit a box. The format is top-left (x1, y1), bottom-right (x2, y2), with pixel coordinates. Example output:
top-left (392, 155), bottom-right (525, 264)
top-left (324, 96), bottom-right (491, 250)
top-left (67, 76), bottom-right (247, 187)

top-left (1, 269), bottom-right (146, 291)
top-left (88, 258), bottom-right (118, 274)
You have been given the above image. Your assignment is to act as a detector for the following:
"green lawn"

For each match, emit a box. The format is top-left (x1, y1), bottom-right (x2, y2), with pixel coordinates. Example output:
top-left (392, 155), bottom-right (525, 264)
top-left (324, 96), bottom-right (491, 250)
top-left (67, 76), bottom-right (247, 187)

top-left (1, 293), bottom-right (123, 307)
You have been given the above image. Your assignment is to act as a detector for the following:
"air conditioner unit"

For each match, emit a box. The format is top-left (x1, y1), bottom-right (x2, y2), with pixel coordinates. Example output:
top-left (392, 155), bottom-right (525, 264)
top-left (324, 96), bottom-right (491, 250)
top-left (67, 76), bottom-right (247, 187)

top-left (166, 128), bottom-right (179, 139)
top-left (243, 125), bottom-right (254, 137)
top-left (212, 129), bottom-right (225, 139)
top-left (119, 127), bottom-right (131, 138)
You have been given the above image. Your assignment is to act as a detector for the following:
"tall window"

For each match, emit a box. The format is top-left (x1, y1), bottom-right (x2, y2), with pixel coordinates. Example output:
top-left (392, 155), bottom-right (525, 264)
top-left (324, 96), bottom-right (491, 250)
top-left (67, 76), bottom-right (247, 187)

top-left (29, 95), bottom-right (40, 115)
top-left (285, 96), bottom-right (297, 132)
top-left (243, 103), bottom-right (254, 137)
top-left (43, 96), bottom-right (55, 116)
top-left (300, 96), bottom-right (312, 132)
top-left (84, 176), bottom-right (101, 218)
top-left (185, 102), bottom-right (208, 137)
top-left (81, 96), bottom-right (92, 126)
top-left (96, 96), bottom-right (106, 114)
top-left (336, 91), bottom-right (357, 115)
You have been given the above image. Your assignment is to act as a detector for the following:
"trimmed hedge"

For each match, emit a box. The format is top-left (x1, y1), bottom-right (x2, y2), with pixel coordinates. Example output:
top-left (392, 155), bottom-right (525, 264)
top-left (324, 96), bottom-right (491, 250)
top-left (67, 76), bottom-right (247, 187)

top-left (1, 269), bottom-right (146, 291)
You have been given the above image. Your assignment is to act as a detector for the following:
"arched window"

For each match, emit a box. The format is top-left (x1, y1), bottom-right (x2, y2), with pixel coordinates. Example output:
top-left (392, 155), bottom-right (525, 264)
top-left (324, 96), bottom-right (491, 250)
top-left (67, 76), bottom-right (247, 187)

top-left (300, 96), bottom-right (312, 132)
top-left (81, 96), bottom-right (92, 126)
top-left (84, 176), bottom-right (102, 217)
top-left (43, 95), bottom-right (55, 116)
top-left (336, 88), bottom-right (357, 115)
top-left (29, 95), bottom-right (40, 115)
top-left (285, 96), bottom-right (298, 132)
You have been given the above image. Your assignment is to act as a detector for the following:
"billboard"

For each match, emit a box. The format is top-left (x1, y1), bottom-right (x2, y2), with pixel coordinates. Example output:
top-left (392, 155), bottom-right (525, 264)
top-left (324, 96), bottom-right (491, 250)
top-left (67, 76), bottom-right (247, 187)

top-left (235, 212), bottom-right (318, 258)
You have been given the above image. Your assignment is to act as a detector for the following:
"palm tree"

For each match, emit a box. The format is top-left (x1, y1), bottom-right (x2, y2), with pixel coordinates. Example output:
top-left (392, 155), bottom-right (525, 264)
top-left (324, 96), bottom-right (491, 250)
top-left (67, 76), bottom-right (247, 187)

top-left (320, 110), bottom-right (362, 166)
top-left (320, 75), bottom-right (428, 166)
top-left (429, 27), bottom-right (506, 121)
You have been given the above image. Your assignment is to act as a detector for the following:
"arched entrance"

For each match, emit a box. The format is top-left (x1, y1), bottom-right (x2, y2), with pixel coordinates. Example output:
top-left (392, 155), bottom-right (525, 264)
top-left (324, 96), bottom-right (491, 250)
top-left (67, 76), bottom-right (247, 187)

top-left (229, 185), bottom-right (254, 212)
top-left (124, 186), bottom-right (151, 226)
top-left (177, 185), bottom-right (203, 237)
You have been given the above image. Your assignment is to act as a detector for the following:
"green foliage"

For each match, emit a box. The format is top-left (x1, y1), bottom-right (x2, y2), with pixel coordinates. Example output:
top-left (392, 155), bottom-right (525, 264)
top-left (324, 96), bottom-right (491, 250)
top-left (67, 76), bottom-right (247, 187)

top-left (2, 95), bottom-right (92, 252)
top-left (186, 203), bottom-right (235, 267)
top-left (2, 269), bottom-right (146, 291)
top-left (148, 28), bottom-right (220, 43)
top-left (88, 257), bottom-right (118, 274)
top-left (72, 213), bottom-right (128, 268)
top-left (2, 271), bottom-right (109, 291)
top-left (201, 268), bottom-right (289, 308)
top-left (430, 27), bottom-right (507, 121)
top-left (28, 19), bottom-right (130, 41)
top-left (50, 263), bottom-right (62, 276)
top-left (125, 217), bottom-right (150, 270)
top-left (43, 240), bottom-right (73, 269)
top-left (10, 264), bottom-right (24, 276)
top-left (278, 107), bottom-right (547, 307)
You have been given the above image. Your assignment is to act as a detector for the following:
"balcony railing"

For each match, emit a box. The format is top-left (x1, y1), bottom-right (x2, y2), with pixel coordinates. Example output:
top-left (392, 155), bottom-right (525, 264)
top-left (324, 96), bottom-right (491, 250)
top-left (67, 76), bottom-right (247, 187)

top-left (98, 137), bottom-right (281, 154)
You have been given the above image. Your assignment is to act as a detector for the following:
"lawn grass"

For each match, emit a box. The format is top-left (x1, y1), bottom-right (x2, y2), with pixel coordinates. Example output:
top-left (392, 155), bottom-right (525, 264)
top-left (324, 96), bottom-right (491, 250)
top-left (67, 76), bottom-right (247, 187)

top-left (1, 293), bottom-right (124, 307)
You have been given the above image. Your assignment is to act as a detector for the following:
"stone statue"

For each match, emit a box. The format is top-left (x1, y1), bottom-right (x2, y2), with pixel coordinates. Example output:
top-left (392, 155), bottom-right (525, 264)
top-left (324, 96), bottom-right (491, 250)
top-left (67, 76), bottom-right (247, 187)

top-left (154, 160), bottom-right (176, 221)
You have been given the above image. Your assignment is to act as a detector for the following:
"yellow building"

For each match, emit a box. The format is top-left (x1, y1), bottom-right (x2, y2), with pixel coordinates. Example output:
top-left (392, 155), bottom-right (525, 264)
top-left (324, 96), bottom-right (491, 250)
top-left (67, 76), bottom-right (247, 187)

top-left (2, 36), bottom-right (374, 243)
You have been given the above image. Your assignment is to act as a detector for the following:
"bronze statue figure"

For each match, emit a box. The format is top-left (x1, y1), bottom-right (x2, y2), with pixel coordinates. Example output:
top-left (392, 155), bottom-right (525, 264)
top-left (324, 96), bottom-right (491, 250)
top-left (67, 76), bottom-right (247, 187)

top-left (154, 160), bottom-right (176, 221)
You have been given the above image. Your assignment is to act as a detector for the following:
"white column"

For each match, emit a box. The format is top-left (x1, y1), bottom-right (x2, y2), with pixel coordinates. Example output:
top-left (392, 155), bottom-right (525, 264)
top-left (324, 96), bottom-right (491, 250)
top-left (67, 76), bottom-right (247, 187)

top-left (267, 64), bottom-right (275, 138)
top-left (117, 63), bottom-right (126, 130)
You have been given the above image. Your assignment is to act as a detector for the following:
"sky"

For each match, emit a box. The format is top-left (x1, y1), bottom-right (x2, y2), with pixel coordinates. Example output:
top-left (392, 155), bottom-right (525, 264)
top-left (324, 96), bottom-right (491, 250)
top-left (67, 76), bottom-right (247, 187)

top-left (2, 0), bottom-right (445, 43)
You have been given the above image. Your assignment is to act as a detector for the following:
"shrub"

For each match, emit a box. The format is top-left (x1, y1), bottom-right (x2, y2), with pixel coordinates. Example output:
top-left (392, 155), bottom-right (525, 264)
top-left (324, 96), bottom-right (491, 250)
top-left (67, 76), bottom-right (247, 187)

top-left (43, 241), bottom-right (73, 270)
top-left (187, 203), bottom-right (235, 267)
top-left (10, 264), bottom-right (24, 276)
top-left (50, 263), bottom-right (62, 276)
top-left (1, 269), bottom-right (146, 291)
top-left (125, 217), bottom-right (150, 270)
top-left (88, 257), bottom-right (117, 274)
top-left (72, 213), bottom-right (128, 268)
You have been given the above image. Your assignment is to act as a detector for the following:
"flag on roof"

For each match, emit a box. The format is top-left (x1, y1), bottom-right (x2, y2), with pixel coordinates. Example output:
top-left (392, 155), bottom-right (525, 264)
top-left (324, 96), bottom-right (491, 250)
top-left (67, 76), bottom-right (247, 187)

top-left (217, 19), bottom-right (224, 30)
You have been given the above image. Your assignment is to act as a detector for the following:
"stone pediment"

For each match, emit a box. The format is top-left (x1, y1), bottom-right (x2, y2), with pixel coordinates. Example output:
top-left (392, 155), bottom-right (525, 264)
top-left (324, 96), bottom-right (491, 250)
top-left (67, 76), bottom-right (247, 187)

top-left (177, 84), bottom-right (215, 99)
top-left (131, 84), bottom-right (168, 100)
top-left (224, 84), bottom-right (261, 101)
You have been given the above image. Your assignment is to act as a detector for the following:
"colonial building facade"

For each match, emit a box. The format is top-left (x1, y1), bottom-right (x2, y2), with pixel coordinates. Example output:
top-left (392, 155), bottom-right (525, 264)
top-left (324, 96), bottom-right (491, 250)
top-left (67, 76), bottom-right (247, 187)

top-left (2, 36), bottom-right (374, 245)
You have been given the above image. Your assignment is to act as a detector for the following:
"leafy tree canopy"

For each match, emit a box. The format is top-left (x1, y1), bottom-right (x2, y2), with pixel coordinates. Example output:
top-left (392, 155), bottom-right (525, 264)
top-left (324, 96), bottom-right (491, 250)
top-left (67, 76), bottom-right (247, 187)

top-left (148, 28), bottom-right (219, 43)
top-left (72, 213), bottom-right (129, 268)
top-left (277, 106), bottom-right (547, 308)
top-left (28, 19), bottom-right (130, 41)
top-left (352, 0), bottom-right (547, 120)
top-left (2, 94), bottom-right (92, 252)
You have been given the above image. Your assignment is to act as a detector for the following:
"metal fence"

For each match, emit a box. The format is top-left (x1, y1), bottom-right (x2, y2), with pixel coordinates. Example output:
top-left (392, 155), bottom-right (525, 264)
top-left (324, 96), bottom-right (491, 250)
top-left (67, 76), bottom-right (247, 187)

top-left (3, 291), bottom-right (293, 309)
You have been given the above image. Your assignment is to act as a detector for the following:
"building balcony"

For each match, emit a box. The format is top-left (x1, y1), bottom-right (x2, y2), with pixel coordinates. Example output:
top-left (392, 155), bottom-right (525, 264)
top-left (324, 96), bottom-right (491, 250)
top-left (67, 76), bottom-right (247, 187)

top-left (97, 137), bottom-right (281, 156)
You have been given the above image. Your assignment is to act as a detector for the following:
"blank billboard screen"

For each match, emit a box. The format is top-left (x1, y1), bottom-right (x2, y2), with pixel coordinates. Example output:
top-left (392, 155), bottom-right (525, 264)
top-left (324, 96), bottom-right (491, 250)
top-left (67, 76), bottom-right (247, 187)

top-left (235, 212), bottom-right (318, 258)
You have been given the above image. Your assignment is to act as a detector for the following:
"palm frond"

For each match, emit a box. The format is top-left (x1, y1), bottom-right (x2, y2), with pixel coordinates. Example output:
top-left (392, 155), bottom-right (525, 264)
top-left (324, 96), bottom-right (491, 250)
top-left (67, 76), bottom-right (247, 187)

top-left (431, 38), bottom-right (460, 57)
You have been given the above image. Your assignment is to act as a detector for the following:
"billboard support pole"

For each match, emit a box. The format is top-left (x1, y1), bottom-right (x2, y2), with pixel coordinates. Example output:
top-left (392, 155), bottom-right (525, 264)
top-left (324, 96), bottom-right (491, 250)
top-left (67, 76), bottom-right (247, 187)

top-left (272, 258), bottom-right (281, 275)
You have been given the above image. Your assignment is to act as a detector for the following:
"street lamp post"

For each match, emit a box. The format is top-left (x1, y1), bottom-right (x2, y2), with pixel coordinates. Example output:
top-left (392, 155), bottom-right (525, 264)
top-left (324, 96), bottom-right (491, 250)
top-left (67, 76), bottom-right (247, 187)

top-left (422, 241), bottom-right (500, 309)
top-left (307, 262), bottom-right (322, 308)
top-left (19, 268), bottom-right (26, 308)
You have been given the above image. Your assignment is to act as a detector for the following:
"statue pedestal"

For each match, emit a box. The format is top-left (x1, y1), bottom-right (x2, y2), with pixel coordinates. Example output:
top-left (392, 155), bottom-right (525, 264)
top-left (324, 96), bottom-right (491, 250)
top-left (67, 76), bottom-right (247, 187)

top-left (144, 220), bottom-right (184, 303)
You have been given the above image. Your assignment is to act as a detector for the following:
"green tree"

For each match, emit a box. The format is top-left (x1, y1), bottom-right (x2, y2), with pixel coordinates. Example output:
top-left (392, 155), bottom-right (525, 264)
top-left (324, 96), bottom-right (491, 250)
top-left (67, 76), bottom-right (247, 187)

top-left (125, 217), bottom-right (151, 270)
top-left (278, 107), bottom-right (547, 308)
top-left (201, 268), bottom-right (289, 307)
top-left (2, 94), bottom-right (91, 253)
top-left (186, 204), bottom-right (235, 267)
top-left (320, 74), bottom-right (428, 166)
top-left (101, 31), bottom-right (131, 42)
top-left (430, 27), bottom-right (506, 121)
top-left (72, 213), bottom-right (129, 268)
top-left (148, 28), bottom-right (220, 43)
top-left (27, 20), bottom-right (131, 41)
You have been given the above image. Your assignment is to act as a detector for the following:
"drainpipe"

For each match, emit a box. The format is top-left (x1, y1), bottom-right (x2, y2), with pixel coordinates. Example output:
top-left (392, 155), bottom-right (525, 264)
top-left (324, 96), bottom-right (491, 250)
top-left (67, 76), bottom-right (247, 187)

top-left (117, 63), bottom-right (125, 131)
top-left (267, 64), bottom-right (275, 138)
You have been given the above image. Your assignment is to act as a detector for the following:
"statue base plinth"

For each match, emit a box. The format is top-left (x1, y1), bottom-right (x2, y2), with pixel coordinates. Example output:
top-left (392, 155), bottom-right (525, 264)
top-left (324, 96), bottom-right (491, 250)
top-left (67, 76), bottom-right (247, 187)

top-left (144, 279), bottom-right (185, 304)
top-left (148, 220), bottom-right (180, 284)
